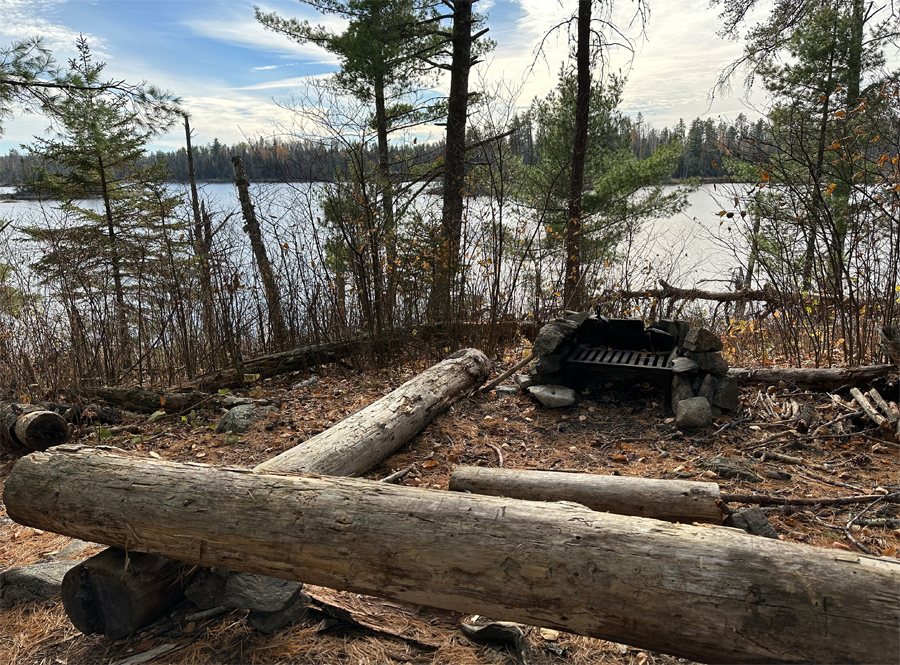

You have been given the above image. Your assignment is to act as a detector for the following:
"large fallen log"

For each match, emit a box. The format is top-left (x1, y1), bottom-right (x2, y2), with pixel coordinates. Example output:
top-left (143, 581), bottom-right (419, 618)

top-left (448, 467), bottom-right (723, 524)
top-left (0, 403), bottom-right (69, 454)
top-left (728, 363), bottom-right (896, 389)
top-left (92, 387), bottom-right (209, 414)
top-left (60, 348), bottom-right (490, 637)
top-left (5, 446), bottom-right (898, 665)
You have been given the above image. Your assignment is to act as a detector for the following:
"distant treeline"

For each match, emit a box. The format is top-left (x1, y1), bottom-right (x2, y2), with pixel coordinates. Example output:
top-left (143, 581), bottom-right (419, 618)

top-left (0, 113), bottom-right (769, 187)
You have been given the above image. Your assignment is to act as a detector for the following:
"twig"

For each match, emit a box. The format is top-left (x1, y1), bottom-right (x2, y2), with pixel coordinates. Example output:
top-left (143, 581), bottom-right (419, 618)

top-left (846, 497), bottom-right (884, 529)
top-left (380, 465), bottom-right (415, 484)
top-left (813, 515), bottom-right (878, 556)
top-left (795, 470), bottom-right (866, 493)
top-left (480, 353), bottom-right (535, 393)
top-left (719, 492), bottom-right (898, 506)
top-left (486, 443), bottom-right (504, 468)
top-left (714, 416), bottom-right (751, 436)
top-left (740, 429), bottom-right (798, 450)
top-left (850, 388), bottom-right (887, 427)
top-left (815, 410), bottom-right (862, 432)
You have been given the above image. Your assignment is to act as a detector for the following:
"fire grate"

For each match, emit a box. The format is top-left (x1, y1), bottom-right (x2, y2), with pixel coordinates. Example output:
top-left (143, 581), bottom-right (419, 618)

top-left (565, 345), bottom-right (678, 408)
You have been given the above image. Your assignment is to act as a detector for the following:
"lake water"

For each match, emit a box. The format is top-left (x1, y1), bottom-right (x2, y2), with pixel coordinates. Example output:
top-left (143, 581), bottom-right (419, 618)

top-left (0, 182), bottom-right (747, 291)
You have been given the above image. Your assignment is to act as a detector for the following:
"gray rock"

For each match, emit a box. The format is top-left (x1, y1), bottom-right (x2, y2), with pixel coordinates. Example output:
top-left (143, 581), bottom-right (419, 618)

top-left (672, 357), bottom-right (699, 375)
top-left (293, 375), bottom-right (319, 388)
top-left (650, 319), bottom-right (679, 339)
top-left (676, 396), bottom-right (713, 428)
top-left (698, 374), bottom-right (718, 402)
top-left (532, 352), bottom-right (564, 376)
top-left (54, 539), bottom-right (93, 560)
top-left (513, 374), bottom-right (536, 390)
top-left (671, 320), bottom-right (691, 347)
top-left (576, 316), bottom-right (609, 345)
top-left (712, 376), bottom-right (740, 411)
top-left (725, 507), bottom-right (779, 539)
top-left (248, 591), bottom-right (311, 634)
top-left (702, 457), bottom-right (763, 483)
top-left (532, 320), bottom-right (579, 356)
top-left (671, 375), bottom-right (695, 406)
top-left (686, 350), bottom-right (729, 376)
top-left (0, 560), bottom-right (81, 608)
top-left (527, 385), bottom-right (576, 408)
top-left (493, 385), bottom-right (519, 396)
top-left (186, 569), bottom-right (305, 613)
top-left (563, 310), bottom-right (591, 326)
top-left (215, 404), bottom-right (274, 434)
top-left (684, 328), bottom-right (723, 352)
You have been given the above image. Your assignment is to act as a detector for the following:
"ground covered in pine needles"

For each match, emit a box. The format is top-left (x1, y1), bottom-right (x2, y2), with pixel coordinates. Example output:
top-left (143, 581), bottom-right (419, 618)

top-left (1, 346), bottom-right (899, 665)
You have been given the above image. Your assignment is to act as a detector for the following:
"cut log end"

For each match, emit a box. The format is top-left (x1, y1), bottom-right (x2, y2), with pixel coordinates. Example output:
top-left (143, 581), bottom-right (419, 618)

top-left (13, 410), bottom-right (69, 451)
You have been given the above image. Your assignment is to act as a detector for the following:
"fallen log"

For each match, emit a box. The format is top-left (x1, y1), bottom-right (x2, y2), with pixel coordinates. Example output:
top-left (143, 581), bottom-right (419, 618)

top-left (181, 340), bottom-right (360, 392)
top-left (728, 364), bottom-right (897, 389)
top-left (448, 467), bottom-right (723, 524)
top-left (256, 348), bottom-right (491, 475)
top-left (60, 349), bottom-right (490, 637)
top-left (92, 387), bottom-right (208, 414)
top-left (5, 446), bottom-right (898, 665)
top-left (0, 403), bottom-right (69, 453)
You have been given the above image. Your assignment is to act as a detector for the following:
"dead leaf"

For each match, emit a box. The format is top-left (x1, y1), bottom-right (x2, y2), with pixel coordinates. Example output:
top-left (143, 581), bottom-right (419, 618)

top-left (831, 542), bottom-right (853, 551)
top-left (540, 628), bottom-right (560, 641)
top-left (422, 460), bottom-right (438, 468)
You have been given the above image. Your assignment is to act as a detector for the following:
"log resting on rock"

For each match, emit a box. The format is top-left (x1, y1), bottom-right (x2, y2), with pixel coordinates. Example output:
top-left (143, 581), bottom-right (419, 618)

top-left (5, 446), bottom-right (898, 665)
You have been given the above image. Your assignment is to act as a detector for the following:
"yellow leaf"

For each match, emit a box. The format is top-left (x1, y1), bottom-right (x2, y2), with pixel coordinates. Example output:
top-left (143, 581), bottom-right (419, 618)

top-left (159, 396), bottom-right (166, 406)
top-left (243, 373), bottom-right (261, 383)
top-left (825, 183), bottom-right (837, 196)
top-left (833, 110), bottom-right (846, 118)
top-left (826, 140), bottom-right (841, 150)
top-left (761, 171), bottom-right (770, 182)
top-left (717, 210), bottom-right (728, 216)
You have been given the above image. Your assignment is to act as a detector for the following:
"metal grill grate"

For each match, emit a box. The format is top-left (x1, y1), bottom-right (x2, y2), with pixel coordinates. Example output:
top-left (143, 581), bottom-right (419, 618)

top-left (566, 346), bottom-right (675, 372)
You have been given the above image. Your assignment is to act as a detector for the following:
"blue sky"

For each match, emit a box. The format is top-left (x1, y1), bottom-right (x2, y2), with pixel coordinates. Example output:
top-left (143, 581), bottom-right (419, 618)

top-left (0, 0), bottom-right (769, 153)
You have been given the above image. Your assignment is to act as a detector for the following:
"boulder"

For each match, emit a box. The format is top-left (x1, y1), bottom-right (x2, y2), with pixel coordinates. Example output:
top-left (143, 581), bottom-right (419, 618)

top-left (671, 375), bottom-right (695, 406)
top-left (725, 507), bottom-right (779, 539)
top-left (248, 591), bottom-right (311, 634)
top-left (671, 357), bottom-right (699, 375)
top-left (186, 569), bottom-right (305, 613)
top-left (527, 385), bottom-right (576, 409)
top-left (493, 385), bottom-right (519, 396)
top-left (215, 404), bottom-right (275, 434)
top-left (712, 376), bottom-right (740, 411)
top-left (676, 397), bottom-right (713, 428)
top-left (532, 353), bottom-right (564, 376)
top-left (686, 350), bottom-right (729, 377)
top-left (0, 560), bottom-right (82, 608)
top-left (698, 374), bottom-right (718, 403)
top-left (532, 320), bottom-right (579, 356)
top-left (684, 328), bottom-right (724, 353)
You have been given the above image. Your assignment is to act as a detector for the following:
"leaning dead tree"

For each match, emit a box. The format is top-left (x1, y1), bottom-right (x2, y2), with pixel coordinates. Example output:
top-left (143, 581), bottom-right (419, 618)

top-left (56, 349), bottom-right (491, 638)
top-left (6, 446), bottom-right (898, 665)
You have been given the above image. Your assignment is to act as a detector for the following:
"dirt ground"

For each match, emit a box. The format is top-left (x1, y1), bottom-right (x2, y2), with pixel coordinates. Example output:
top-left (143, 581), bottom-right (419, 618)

top-left (1, 348), bottom-right (899, 665)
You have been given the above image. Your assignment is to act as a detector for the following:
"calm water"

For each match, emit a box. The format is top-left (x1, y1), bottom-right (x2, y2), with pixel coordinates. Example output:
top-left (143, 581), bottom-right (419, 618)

top-left (0, 182), bottom-right (746, 289)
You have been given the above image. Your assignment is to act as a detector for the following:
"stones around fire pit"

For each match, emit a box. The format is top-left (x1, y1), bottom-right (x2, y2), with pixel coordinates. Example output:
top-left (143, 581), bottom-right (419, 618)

top-left (676, 396), bottom-right (713, 428)
top-left (684, 327), bottom-right (724, 352)
top-left (527, 385), bottom-right (576, 408)
top-left (672, 357), bottom-right (699, 375)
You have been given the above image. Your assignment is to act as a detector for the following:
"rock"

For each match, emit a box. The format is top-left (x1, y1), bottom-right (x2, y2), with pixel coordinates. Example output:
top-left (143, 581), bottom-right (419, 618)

top-left (649, 319), bottom-right (679, 338)
top-left (248, 591), bottom-right (311, 634)
top-left (527, 385), bottom-right (576, 408)
top-left (698, 374), bottom-right (718, 403)
top-left (563, 310), bottom-right (591, 326)
top-left (684, 328), bottom-right (724, 352)
top-left (712, 376), bottom-right (740, 411)
top-left (686, 350), bottom-right (729, 376)
top-left (0, 560), bottom-right (82, 608)
top-left (671, 357), bottom-right (699, 375)
top-left (493, 385), bottom-right (519, 396)
top-left (644, 328), bottom-right (676, 353)
top-left (672, 320), bottom-right (691, 347)
top-left (215, 404), bottom-right (274, 434)
top-left (294, 375), bottom-right (319, 388)
top-left (186, 569), bottom-right (306, 613)
top-left (702, 457), bottom-right (763, 483)
top-left (676, 397), bottom-right (713, 428)
top-left (513, 374), bottom-right (535, 390)
top-left (607, 318), bottom-right (646, 350)
top-left (671, 375), bottom-right (695, 406)
top-left (576, 315), bottom-right (609, 346)
top-left (460, 621), bottom-right (527, 648)
top-left (532, 320), bottom-right (579, 356)
top-left (532, 353), bottom-right (564, 376)
top-left (725, 507), bottom-right (779, 539)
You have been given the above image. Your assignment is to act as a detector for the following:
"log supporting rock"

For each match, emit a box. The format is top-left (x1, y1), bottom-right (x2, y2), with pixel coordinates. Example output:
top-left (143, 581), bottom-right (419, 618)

top-left (5, 446), bottom-right (899, 665)
top-left (57, 349), bottom-right (490, 637)
top-left (448, 467), bottom-right (723, 524)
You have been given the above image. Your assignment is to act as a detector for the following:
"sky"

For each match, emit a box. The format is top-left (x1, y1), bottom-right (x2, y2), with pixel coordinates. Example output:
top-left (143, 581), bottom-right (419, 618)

top-left (0, 0), bottom-right (770, 153)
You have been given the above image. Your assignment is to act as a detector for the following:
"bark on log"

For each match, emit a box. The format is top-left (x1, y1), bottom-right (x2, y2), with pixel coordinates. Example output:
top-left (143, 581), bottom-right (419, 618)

top-left (255, 348), bottom-right (491, 476)
top-left (60, 548), bottom-right (193, 640)
top-left (6, 446), bottom-right (898, 665)
top-left (448, 467), bottom-right (723, 524)
top-left (181, 340), bottom-right (360, 392)
top-left (59, 349), bottom-right (490, 637)
top-left (93, 387), bottom-right (208, 414)
top-left (0, 403), bottom-right (69, 453)
top-left (728, 364), bottom-right (896, 389)
top-left (850, 387), bottom-right (887, 427)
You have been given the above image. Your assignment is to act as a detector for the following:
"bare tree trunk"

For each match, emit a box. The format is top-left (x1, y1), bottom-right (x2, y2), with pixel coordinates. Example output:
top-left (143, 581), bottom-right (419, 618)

top-left (231, 156), bottom-right (289, 349)
top-left (7, 446), bottom-right (898, 665)
top-left (564, 0), bottom-right (590, 310)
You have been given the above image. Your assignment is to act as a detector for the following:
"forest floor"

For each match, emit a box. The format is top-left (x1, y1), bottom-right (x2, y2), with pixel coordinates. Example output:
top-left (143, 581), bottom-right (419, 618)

top-left (1, 347), bottom-right (899, 665)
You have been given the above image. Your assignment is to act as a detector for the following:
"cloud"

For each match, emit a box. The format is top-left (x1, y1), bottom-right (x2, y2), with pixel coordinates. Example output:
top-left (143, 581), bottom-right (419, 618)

top-left (0, 0), bottom-right (107, 56)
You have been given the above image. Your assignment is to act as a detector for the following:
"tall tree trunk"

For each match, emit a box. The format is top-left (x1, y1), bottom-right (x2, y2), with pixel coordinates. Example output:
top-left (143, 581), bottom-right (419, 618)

top-left (231, 156), bottom-right (288, 349)
top-left (184, 116), bottom-right (217, 358)
top-left (434, 0), bottom-right (474, 327)
top-left (373, 72), bottom-right (395, 332)
top-left (96, 154), bottom-right (130, 375)
top-left (565, 0), bottom-right (590, 310)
